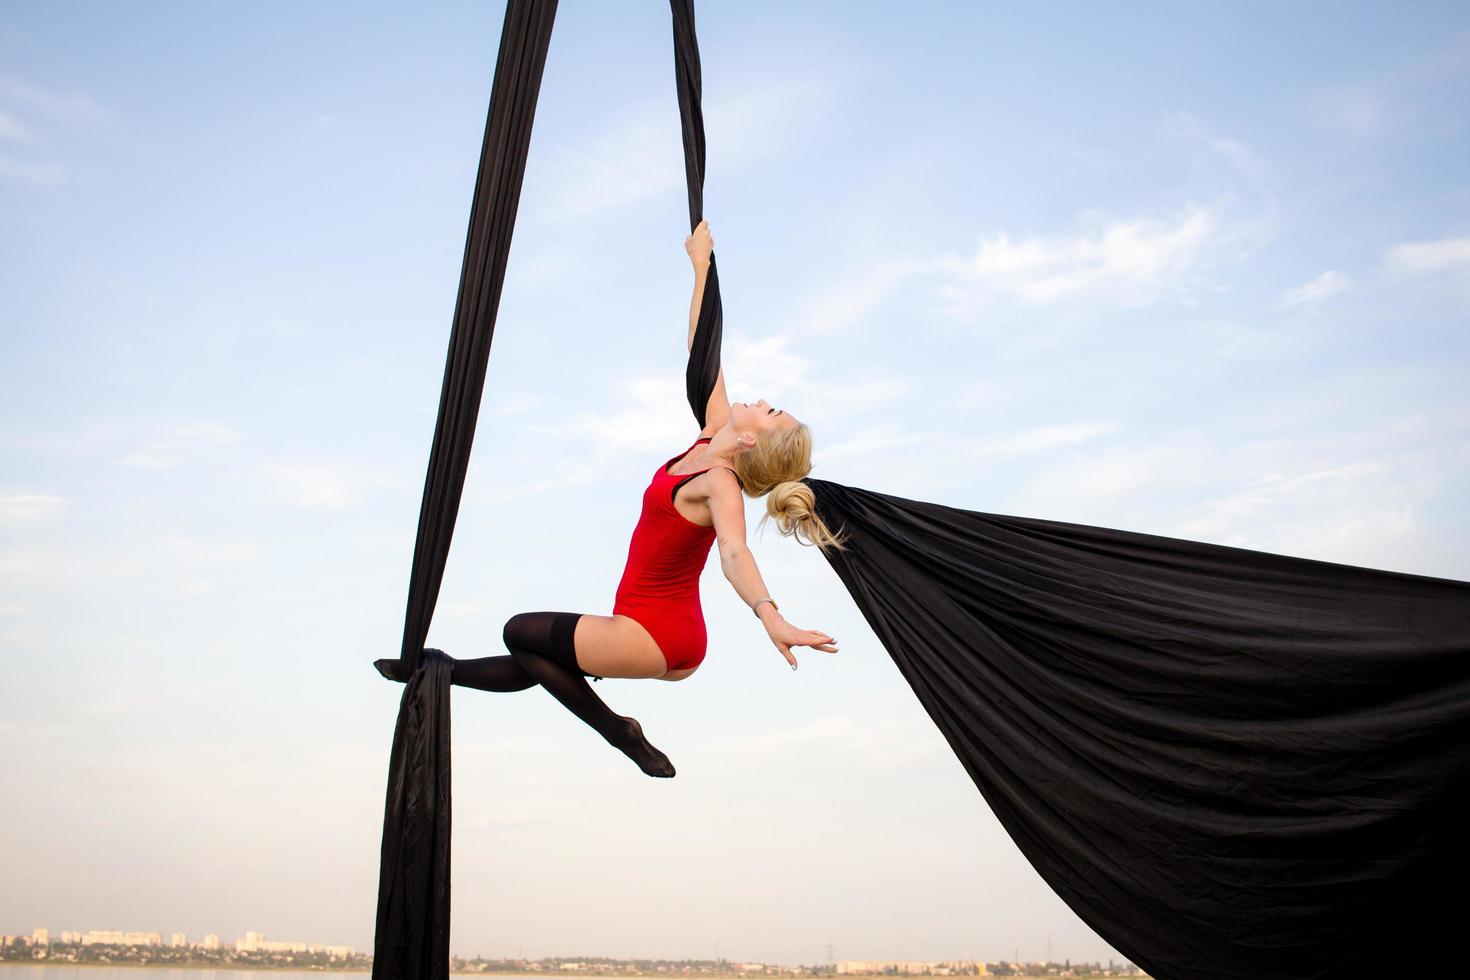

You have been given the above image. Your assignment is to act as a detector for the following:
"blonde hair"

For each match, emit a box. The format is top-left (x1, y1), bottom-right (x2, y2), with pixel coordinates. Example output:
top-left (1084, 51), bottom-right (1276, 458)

top-left (731, 421), bottom-right (848, 554)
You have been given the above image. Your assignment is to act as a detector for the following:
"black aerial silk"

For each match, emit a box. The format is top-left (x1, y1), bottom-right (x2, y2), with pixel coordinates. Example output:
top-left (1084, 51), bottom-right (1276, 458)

top-left (372, 1), bottom-right (559, 978)
top-left (373, 2), bottom-right (1470, 979)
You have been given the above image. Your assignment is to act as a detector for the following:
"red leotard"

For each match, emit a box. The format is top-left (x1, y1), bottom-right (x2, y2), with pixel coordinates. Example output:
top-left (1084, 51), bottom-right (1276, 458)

top-left (613, 435), bottom-right (727, 672)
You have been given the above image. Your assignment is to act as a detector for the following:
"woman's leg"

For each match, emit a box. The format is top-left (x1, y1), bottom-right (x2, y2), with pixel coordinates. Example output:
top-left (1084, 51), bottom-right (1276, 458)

top-left (450, 655), bottom-right (539, 692)
top-left (504, 611), bottom-right (676, 778)
top-left (374, 653), bottom-right (539, 691)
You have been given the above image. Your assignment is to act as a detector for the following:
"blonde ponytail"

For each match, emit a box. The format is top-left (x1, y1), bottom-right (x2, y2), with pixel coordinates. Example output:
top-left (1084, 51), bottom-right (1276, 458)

top-left (761, 479), bottom-right (848, 554)
top-left (731, 421), bottom-right (848, 554)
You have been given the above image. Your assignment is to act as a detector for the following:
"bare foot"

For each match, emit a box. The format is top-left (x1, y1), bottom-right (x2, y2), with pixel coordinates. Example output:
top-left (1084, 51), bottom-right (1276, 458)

top-left (609, 716), bottom-right (676, 778)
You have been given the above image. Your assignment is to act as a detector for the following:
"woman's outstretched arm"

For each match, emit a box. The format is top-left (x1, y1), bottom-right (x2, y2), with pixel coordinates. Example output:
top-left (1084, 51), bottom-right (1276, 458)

top-left (704, 469), bottom-right (840, 669)
top-left (685, 220), bottom-right (730, 436)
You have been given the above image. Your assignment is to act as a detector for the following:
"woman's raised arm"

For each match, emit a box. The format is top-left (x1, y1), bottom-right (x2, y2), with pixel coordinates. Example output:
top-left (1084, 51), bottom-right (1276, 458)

top-left (685, 220), bottom-right (730, 437)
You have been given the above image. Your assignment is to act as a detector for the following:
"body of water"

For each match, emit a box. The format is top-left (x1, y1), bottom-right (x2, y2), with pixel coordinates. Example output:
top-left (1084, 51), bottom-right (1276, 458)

top-left (0, 970), bottom-right (369, 980)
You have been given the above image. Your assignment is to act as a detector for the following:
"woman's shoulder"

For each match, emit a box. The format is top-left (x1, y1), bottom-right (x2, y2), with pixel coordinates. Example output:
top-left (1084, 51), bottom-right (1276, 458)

top-left (691, 464), bottom-right (743, 495)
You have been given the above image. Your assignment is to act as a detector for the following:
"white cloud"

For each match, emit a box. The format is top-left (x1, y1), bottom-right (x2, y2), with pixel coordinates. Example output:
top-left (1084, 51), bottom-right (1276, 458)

top-left (1001, 407), bottom-right (1464, 578)
top-left (118, 422), bottom-right (244, 468)
top-left (1281, 270), bottom-right (1350, 306)
top-left (1385, 237), bottom-right (1470, 274)
top-left (1162, 111), bottom-right (1269, 184)
top-left (1173, 462), bottom-right (1385, 541)
top-left (1168, 461), bottom-right (1445, 573)
top-left (930, 206), bottom-right (1217, 312)
top-left (966, 421), bottom-right (1118, 458)
top-left (0, 153), bottom-right (62, 185)
top-left (476, 369), bottom-right (695, 504)
top-left (530, 370), bottom-right (700, 456)
top-left (0, 74), bottom-right (114, 185)
top-left (0, 74), bottom-right (110, 125)
top-left (723, 331), bottom-right (814, 403)
top-left (0, 108), bottom-right (37, 145)
top-left (0, 492), bottom-right (66, 527)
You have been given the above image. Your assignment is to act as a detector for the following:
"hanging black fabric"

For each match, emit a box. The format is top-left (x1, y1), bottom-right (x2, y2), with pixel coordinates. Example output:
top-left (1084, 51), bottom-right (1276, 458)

top-left (671, 0), bottom-right (723, 429)
top-left (672, 6), bottom-right (1470, 979)
top-left (798, 482), bottom-right (1470, 979)
top-left (372, 2), bottom-right (559, 979)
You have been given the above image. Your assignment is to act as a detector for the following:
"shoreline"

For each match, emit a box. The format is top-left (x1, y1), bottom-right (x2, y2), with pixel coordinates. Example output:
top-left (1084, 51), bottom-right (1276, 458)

top-left (0, 966), bottom-right (1129, 980)
top-left (1, 969), bottom-right (1031, 979)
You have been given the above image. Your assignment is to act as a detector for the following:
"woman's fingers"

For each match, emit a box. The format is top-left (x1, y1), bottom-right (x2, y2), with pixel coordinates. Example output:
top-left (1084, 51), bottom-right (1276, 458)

top-left (795, 629), bottom-right (838, 654)
top-left (774, 626), bottom-right (839, 669)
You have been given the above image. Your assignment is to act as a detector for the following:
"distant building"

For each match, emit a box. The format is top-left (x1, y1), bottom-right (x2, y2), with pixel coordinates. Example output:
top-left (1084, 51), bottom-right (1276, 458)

top-left (30, 929), bottom-right (49, 947)
top-left (61, 933), bottom-right (81, 944)
top-left (836, 962), bottom-right (985, 976)
top-left (201, 935), bottom-right (220, 950)
top-left (81, 931), bottom-right (162, 947)
top-left (309, 944), bottom-right (356, 959)
top-left (236, 932), bottom-right (308, 954)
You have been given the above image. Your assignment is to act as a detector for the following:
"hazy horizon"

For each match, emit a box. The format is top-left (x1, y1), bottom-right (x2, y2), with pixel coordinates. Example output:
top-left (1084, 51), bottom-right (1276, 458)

top-left (3, 0), bottom-right (1468, 968)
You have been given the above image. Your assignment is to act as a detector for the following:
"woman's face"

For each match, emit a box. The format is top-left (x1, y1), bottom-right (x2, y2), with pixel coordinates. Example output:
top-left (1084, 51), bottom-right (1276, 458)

top-left (732, 398), bottom-right (799, 439)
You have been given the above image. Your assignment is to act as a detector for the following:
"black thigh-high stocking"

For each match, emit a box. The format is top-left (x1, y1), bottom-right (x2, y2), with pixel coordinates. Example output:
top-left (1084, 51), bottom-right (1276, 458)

top-left (448, 655), bottom-right (538, 693)
top-left (376, 652), bottom-right (539, 692)
top-left (503, 611), bottom-right (675, 778)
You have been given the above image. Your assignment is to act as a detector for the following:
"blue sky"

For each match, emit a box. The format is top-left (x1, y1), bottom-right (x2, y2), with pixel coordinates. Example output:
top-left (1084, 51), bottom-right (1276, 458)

top-left (2, 0), bottom-right (1468, 968)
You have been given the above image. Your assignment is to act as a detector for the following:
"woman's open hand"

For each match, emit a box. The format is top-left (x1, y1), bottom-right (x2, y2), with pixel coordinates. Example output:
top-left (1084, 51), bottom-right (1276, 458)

top-left (765, 617), bottom-right (838, 670)
top-left (685, 219), bottom-right (713, 266)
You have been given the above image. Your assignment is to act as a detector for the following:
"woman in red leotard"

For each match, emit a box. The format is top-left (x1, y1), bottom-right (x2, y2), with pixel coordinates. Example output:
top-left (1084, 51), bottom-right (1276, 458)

top-left (377, 220), bottom-right (844, 778)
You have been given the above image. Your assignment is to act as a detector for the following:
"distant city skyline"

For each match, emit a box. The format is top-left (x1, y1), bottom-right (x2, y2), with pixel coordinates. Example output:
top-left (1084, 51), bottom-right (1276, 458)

top-left (3, 0), bottom-right (1467, 968)
top-left (5, 926), bottom-right (354, 958)
top-left (2, 925), bottom-right (1147, 975)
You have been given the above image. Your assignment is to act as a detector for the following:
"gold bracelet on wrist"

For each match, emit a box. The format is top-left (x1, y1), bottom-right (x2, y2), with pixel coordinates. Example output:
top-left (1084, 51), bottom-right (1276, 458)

top-left (752, 597), bottom-right (779, 618)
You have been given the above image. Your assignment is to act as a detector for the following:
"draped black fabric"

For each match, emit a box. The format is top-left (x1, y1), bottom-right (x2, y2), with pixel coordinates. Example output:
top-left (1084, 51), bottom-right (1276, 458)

top-left (372, 648), bottom-right (454, 980)
top-left (394, 0), bottom-right (559, 679)
top-left (671, 0), bottom-right (723, 428)
top-left (798, 482), bottom-right (1470, 979)
top-left (373, 2), bottom-right (558, 979)
top-left (374, 2), bottom-right (1470, 979)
